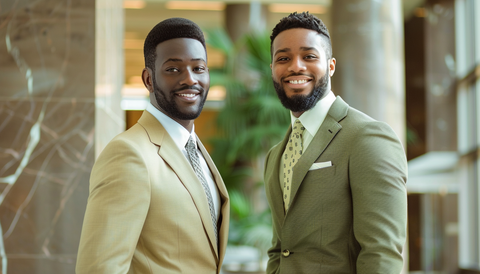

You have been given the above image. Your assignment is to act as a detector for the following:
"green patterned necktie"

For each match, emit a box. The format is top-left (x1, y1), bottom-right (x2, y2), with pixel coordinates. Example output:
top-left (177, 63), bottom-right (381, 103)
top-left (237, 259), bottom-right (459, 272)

top-left (282, 119), bottom-right (305, 212)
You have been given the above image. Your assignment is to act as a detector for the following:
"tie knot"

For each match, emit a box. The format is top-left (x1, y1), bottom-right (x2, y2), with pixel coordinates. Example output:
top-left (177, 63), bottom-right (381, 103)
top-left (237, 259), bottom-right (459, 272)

top-left (292, 119), bottom-right (305, 137)
top-left (186, 136), bottom-right (196, 151)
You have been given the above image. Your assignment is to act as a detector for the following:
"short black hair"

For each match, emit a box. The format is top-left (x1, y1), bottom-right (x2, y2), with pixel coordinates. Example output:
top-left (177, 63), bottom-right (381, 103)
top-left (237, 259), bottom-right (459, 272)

top-left (270, 12), bottom-right (332, 59)
top-left (143, 17), bottom-right (206, 70)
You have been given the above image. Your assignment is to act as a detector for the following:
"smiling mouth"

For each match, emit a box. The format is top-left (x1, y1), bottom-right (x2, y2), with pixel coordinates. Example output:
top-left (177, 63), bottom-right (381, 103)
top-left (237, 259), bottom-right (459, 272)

top-left (177, 93), bottom-right (198, 98)
top-left (287, 79), bottom-right (310, 84)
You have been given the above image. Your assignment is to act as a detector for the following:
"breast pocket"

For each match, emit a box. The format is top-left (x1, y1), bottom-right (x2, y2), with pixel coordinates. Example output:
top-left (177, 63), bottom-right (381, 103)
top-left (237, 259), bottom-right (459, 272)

top-left (305, 163), bottom-right (336, 184)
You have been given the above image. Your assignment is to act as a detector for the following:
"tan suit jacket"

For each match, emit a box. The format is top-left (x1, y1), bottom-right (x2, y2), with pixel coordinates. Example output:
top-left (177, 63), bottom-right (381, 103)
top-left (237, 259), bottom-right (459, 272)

top-left (76, 111), bottom-right (229, 274)
top-left (264, 97), bottom-right (407, 274)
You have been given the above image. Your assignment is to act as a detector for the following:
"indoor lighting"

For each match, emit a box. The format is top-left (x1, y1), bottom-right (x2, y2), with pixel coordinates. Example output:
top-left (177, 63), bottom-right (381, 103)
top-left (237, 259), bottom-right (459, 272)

top-left (124, 39), bottom-right (144, 49)
top-left (269, 4), bottom-right (327, 14)
top-left (124, 0), bottom-right (146, 9)
top-left (414, 7), bottom-right (427, 18)
top-left (165, 1), bottom-right (225, 11)
top-left (207, 85), bottom-right (226, 101)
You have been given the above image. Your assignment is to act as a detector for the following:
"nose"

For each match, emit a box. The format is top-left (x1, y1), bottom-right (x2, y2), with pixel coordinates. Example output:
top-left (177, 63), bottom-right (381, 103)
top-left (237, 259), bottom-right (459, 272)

top-left (288, 57), bottom-right (306, 73)
top-left (180, 70), bottom-right (198, 86)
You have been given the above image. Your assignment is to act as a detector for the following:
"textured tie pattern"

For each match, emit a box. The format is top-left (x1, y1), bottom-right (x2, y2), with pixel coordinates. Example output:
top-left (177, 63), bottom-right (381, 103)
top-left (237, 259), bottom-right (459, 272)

top-left (282, 119), bottom-right (305, 211)
top-left (186, 137), bottom-right (218, 242)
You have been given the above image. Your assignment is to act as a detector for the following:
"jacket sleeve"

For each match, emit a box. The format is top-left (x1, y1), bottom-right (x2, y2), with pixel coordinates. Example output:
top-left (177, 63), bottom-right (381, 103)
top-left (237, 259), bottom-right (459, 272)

top-left (76, 138), bottom-right (151, 274)
top-left (350, 121), bottom-right (408, 274)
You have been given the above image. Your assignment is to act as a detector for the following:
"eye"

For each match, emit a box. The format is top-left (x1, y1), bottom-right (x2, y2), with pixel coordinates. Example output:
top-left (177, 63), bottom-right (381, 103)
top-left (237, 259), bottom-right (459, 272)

top-left (304, 54), bottom-right (317, 60)
top-left (276, 56), bottom-right (289, 62)
top-left (166, 67), bottom-right (179, 72)
top-left (193, 66), bottom-right (206, 72)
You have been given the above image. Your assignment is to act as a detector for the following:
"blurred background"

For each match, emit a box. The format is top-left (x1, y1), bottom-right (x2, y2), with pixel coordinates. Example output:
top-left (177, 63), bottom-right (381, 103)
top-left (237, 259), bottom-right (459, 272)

top-left (0, 0), bottom-right (479, 273)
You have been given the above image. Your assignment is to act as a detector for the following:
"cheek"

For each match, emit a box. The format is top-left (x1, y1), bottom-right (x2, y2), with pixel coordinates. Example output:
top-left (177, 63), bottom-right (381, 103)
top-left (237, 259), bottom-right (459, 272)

top-left (197, 74), bottom-right (209, 86)
top-left (271, 67), bottom-right (283, 81)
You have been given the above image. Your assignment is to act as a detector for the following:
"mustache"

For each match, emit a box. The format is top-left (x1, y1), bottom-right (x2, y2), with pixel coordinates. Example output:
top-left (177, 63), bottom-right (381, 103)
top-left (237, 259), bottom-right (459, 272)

top-left (172, 85), bottom-right (204, 93)
top-left (281, 72), bottom-right (314, 80)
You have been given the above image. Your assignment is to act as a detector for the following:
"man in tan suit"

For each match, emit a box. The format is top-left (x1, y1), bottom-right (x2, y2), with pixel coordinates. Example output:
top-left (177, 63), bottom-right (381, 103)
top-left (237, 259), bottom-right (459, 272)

top-left (264, 12), bottom-right (407, 273)
top-left (76, 18), bottom-right (229, 274)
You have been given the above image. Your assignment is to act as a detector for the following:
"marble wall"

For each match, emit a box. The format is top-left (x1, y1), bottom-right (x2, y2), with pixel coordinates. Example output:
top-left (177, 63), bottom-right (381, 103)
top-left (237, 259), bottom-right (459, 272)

top-left (0, 0), bottom-right (124, 272)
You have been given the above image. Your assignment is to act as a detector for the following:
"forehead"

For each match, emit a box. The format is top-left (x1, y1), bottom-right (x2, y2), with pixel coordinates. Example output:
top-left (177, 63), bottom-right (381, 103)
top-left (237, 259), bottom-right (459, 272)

top-left (272, 28), bottom-right (325, 55)
top-left (155, 38), bottom-right (206, 64)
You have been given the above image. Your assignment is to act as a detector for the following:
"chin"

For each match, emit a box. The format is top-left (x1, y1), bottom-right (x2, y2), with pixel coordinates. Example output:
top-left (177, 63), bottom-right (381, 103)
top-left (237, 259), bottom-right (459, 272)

top-left (286, 89), bottom-right (313, 98)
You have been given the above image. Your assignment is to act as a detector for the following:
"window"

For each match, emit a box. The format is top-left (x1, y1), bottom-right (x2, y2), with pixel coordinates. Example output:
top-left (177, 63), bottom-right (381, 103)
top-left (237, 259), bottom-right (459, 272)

top-left (456, 0), bottom-right (480, 269)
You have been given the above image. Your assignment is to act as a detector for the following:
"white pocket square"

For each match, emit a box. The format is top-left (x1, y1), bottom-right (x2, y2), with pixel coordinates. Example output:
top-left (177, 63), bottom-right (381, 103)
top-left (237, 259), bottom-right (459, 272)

top-left (309, 161), bottom-right (332, 171)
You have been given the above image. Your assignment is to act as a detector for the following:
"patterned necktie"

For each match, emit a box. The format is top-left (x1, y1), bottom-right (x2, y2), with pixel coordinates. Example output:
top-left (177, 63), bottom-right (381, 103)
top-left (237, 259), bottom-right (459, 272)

top-left (185, 136), bottom-right (218, 242)
top-left (282, 119), bottom-right (305, 212)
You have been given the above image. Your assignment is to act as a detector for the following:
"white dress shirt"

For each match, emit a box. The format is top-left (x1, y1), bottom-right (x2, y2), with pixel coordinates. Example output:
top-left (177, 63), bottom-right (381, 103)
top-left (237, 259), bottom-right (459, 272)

top-left (291, 90), bottom-right (336, 149)
top-left (280, 91), bottom-right (336, 191)
top-left (146, 103), bottom-right (221, 221)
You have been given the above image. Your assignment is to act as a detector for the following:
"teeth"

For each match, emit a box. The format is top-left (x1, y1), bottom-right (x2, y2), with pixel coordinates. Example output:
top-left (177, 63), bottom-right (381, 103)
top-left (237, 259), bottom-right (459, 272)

top-left (289, 79), bottom-right (308, 84)
top-left (178, 93), bottom-right (196, 98)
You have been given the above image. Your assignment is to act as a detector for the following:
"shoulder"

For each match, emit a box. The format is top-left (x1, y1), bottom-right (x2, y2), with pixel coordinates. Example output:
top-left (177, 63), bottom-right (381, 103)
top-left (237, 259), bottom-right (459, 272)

top-left (93, 123), bottom-right (154, 174)
top-left (342, 106), bottom-right (400, 140)
top-left (104, 124), bottom-right (150, 152)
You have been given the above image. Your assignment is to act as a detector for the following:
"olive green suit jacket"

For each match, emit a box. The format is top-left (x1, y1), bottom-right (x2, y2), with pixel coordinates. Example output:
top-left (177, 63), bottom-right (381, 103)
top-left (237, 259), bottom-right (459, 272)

top-left (264, 97), bottom-right (407, 274)
top-left (76, 111), bottom-right (230, 274)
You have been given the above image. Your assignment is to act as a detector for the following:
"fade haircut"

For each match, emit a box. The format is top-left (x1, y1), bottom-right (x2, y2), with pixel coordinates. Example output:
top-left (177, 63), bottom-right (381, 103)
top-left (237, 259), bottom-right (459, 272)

top-left (270, 12), bottom-right (332, 59)
top-left (143, 17), bottom-right (206, 70)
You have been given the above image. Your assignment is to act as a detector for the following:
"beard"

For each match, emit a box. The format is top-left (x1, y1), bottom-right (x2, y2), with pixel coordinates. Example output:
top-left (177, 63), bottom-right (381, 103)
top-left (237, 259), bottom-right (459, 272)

top-left (273, 65), bottom-right (330, 113)
top-left (153, 76), bottom-right (208, 121)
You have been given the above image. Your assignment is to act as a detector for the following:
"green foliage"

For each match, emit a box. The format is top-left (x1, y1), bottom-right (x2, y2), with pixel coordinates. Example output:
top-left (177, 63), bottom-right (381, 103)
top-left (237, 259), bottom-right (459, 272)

top-left (206, 29), bottom-right (286, 264)
top-left (206, 28), bottom-right (289, 171)
top-left (228, 190), bottom-right (272, 260)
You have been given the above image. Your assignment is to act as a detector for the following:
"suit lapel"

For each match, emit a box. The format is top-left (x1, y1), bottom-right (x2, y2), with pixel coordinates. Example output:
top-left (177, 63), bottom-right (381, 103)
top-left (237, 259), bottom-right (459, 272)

top-left (197, 137), bottom-right (229, 260)
top-left (288, 97), bottom-right (349, 210)
top-left (267, 129), bottom-right (291, 221)
top-left (137, 111), bottom-right (220, 258)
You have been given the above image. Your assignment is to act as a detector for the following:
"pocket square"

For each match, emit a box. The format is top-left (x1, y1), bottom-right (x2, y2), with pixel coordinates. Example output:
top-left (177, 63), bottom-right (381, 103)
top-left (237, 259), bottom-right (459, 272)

top-left (309, 161), bottom-right (332, 171)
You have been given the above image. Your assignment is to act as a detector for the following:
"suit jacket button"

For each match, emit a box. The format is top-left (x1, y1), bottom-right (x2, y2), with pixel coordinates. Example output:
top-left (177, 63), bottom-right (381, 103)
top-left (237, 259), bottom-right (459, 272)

top-left (282, 249), bottom-right (290, 257)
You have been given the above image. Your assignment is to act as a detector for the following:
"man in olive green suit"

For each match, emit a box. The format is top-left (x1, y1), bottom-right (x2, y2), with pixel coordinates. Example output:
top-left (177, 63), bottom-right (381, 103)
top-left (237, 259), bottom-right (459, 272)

top-left (264, 12), bottom-right (407, 273)
top-left (76, 18), bottom-right (229, 273)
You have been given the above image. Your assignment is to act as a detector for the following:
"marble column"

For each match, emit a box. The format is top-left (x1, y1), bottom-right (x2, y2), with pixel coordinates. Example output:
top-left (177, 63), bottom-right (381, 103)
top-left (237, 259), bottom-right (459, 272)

top-left (0, 0), bottom-right (124, 273)
top-left (330, 1), bottom-right (407, 272)
top-left (331, 0), bottom-right (406, 144)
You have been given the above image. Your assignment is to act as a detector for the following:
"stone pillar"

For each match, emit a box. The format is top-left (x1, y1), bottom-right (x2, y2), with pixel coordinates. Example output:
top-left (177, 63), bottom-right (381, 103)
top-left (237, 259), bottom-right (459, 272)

top-left (225, 2), bottom-right (268, 42)
top-left (330, 1), bottom-right (407, 272)
top-left (331, 0), bottom-right (406, 144)
top-left (96, 0), bottom-right (125, 156)
top-left (0, 0), bottom-right (124, 272)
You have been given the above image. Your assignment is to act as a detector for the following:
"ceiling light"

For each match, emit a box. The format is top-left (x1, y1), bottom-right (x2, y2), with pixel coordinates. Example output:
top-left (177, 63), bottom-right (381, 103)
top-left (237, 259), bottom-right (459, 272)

top-left (165, 1), bottom-right (225, 11)
top-left (124, 0), bottom-right (146, 9)
top-left (269, 4), bottom-right (327, 14)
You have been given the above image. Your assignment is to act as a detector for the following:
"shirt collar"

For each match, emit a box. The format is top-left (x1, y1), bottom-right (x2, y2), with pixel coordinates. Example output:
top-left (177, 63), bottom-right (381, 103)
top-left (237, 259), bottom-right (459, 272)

top-left (291, 90), bottom-right (336, 137)
top-left (146, 102), bottom-right (195, 151)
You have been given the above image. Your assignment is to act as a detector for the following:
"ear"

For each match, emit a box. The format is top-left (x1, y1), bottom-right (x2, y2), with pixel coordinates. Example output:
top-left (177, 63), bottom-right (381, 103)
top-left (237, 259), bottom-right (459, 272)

top-left (142, 67), bottom-right (154, 93)
top-left (270, 63), bottom-right (273, 75)
top-left (328, 58), bottom-right (336, 77)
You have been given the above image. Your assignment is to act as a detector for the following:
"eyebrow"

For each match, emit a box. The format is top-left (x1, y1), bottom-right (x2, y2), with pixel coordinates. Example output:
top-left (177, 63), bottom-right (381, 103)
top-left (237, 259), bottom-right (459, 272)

top-left (163, 58), bottom-right (206, 65)
top-left (274, 47), bottom-right (319, 57)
